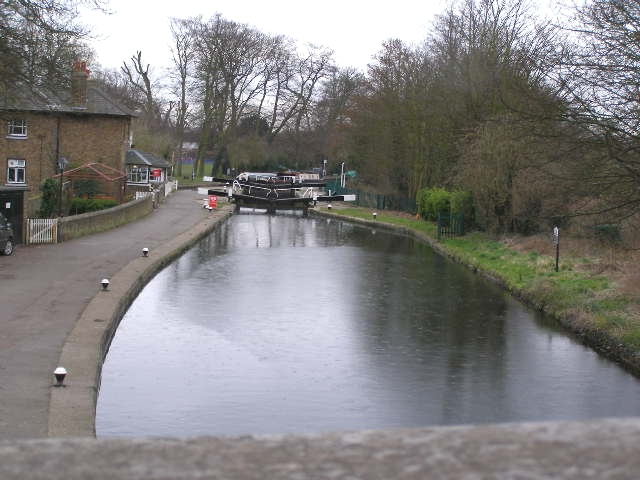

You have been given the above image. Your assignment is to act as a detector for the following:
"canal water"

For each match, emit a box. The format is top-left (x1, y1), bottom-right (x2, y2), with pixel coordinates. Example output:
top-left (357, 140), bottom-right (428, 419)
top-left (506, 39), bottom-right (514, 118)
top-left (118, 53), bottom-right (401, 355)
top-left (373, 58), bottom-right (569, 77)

top-left (96, 213), bottom-right (640, 437)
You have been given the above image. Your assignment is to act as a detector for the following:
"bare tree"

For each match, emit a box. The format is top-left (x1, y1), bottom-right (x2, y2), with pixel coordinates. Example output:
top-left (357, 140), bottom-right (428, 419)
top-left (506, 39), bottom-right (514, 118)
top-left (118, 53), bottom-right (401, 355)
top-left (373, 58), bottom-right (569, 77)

top-left (179, 14), bottom-right (334, 176)
top-left (285, 45), bottom-right (334, 165)
top-left (91, 67), bottom-right (143, 111)
top-left (254, 35), bottom-right (297, 141)
top-left (553, 0), bottom-right (640, 222)
top-left (1, 0), bottom-right (104, 86)
top-left (314, 67), bottom-right (366, 167)
top-left (121, 51), bottom-right (159, 129)
top-left (169, 18), bottom-right (196, 177)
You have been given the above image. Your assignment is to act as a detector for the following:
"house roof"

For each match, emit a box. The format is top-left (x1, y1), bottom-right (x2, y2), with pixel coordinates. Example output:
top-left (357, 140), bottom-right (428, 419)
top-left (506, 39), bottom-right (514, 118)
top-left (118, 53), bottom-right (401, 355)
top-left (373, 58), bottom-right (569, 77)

top-left (125, 150), bottom-right (171, 168)
top-left (0, 82), bottom-right (135, 117)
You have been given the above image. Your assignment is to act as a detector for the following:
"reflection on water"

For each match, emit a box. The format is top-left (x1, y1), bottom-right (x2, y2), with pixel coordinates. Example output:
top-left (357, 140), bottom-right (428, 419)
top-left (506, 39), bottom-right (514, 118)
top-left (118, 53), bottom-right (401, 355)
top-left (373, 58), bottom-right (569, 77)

top-left (97, 213), bottom-right (640, 437)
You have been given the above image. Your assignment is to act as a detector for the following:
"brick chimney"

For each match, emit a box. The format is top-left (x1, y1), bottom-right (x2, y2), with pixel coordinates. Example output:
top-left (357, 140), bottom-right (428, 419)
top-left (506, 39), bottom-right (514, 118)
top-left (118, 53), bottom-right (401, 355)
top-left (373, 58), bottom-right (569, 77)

top-left (71, 61), bottom-right (90, 109)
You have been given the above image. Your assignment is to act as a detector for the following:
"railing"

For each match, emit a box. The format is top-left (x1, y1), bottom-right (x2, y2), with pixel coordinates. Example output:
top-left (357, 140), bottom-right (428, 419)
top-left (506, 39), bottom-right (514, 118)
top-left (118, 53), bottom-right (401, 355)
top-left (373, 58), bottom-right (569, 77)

top-left (437, 212), bottom-right (465, 240)
top-left (26, 218), bottom-right (59, 244)
top-left (333, 187), bottom-right (417, 214)
top-left (135, 191), bottom-right (152, 200)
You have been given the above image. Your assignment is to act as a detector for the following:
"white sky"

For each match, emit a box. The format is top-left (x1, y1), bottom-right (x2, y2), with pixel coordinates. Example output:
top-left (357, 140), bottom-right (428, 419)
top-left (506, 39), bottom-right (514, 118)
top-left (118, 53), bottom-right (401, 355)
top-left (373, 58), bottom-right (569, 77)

top-left (78, 0), bottom-right (444, 73)
top-left (79, 0), bottom-right (566, 75)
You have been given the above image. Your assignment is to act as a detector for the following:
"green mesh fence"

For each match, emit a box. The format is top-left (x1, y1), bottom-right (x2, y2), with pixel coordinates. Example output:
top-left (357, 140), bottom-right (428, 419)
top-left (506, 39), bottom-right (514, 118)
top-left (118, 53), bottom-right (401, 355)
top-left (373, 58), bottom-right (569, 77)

top-left (332, 187), bottom-right (417, 214)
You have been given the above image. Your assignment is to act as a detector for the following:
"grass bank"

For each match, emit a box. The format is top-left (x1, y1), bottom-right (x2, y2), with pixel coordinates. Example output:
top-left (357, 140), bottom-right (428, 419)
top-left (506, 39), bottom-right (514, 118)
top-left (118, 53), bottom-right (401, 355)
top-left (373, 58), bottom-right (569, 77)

top-left (317, 206), bottom-right (640, 374)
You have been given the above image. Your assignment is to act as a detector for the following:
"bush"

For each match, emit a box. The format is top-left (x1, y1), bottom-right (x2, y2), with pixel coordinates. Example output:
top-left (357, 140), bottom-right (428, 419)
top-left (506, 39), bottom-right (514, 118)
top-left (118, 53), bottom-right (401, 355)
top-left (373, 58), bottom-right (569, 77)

top-left (38, 178), bottom-right (59, 217)
top-left (416, 187), bottom-right (453, 220)
top-left (416, 187), bottom-right (476, 227)
top-left (70, 198), bottom-right (118, 215)
top-left (450, 189), bottom-right (475, 230)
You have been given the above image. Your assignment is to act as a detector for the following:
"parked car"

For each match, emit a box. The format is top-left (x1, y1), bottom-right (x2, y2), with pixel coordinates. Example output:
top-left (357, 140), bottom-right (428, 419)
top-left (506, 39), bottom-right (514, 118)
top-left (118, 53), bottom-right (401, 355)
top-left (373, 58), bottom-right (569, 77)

top-left (0, 212), bottom-right (14, 255)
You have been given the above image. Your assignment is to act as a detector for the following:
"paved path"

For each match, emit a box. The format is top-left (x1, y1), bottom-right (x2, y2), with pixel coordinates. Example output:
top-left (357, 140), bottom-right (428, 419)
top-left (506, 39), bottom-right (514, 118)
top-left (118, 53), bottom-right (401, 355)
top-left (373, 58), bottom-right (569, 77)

top-left (0, 189), bottom-right (219, 440)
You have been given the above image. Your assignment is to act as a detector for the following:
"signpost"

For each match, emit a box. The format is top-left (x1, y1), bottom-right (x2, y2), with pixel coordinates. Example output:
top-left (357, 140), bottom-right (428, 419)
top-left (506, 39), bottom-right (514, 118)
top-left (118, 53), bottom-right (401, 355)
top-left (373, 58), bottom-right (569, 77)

top-left (553, 226), bottom-right (560, 272)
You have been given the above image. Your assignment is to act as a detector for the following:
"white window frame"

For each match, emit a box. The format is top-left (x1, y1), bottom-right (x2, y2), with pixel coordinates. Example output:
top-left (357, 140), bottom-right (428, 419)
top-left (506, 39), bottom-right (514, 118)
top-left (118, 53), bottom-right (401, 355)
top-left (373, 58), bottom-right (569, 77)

top-left (7, 119), bottom-right (27, 138)
top-left (7, 159), bottom-right (26, 184)
top-left (126, 165), bottom-right (149, 184)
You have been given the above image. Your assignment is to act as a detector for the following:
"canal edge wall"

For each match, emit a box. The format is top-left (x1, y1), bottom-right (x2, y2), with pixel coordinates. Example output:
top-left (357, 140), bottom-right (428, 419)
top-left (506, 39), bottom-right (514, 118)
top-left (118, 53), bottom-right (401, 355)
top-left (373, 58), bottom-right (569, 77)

top-left (47, 205), bottom-right (234, 437)
top-left (310, 208), bottom-right (640, 377)
top-left (6, 418), bottom-right (640, 479)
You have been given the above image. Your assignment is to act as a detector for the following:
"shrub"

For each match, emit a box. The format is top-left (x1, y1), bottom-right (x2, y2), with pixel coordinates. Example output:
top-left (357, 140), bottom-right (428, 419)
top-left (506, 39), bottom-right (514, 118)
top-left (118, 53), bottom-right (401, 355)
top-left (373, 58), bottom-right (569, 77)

top-left (450, 190), bottom-right (475, 227)
top-left (417, 187), bottom-right (476, 221)
top-left (416, 187), bottom-right (451, 220)
top-left (38, 178), bottom-right (60, 218)
top-left (70, 198), bottom-right (118, 215)
top-left (428, 188), bottom-right (451, 220)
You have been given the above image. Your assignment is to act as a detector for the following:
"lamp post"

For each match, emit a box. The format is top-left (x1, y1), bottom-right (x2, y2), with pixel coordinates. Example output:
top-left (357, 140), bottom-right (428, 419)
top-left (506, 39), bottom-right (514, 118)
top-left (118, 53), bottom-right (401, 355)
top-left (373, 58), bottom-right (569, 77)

top-left (57, 157), bottom-right (68, 217)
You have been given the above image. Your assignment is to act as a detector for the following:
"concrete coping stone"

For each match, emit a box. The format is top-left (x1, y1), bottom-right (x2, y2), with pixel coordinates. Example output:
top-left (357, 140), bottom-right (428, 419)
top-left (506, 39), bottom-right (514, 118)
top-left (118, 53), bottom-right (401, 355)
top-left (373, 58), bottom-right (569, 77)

top-left (48, 205), bottom-right (234, 437)
top-left (3, 418), bottom-right (640, 479)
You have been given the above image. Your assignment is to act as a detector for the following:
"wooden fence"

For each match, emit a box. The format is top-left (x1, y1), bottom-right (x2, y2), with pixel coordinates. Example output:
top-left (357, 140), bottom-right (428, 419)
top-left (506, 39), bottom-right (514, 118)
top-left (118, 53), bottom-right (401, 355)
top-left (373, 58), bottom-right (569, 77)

top-left (26, 218), bottom-right (59, 244)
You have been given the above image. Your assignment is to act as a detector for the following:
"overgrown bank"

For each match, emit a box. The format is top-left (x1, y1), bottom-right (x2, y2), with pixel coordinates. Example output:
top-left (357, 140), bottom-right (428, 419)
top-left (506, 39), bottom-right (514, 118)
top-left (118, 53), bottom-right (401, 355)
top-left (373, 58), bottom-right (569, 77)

top-left (313, 206), bottom-right (640, 377)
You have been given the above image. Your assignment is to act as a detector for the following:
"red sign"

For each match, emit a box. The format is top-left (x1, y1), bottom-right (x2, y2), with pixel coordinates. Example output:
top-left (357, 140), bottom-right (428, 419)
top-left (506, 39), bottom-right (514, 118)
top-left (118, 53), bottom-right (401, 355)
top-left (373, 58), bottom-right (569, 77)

top-left (208, 195), bottom-right (217, 208)
top-left (151, 168), bottom-right (162, 178)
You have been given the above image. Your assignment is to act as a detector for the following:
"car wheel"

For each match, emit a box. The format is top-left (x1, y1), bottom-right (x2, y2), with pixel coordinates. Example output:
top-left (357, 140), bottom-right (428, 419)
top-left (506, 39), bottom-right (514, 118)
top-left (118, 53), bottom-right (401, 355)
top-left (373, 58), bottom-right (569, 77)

top-left (2, 239), bottom-right (13, 256)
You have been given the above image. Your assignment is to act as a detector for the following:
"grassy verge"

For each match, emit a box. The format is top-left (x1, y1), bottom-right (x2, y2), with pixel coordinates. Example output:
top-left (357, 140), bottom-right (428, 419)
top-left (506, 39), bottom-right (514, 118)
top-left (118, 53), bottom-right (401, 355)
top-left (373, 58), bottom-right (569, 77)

top-left (318, 206), bottom-right (640, 355)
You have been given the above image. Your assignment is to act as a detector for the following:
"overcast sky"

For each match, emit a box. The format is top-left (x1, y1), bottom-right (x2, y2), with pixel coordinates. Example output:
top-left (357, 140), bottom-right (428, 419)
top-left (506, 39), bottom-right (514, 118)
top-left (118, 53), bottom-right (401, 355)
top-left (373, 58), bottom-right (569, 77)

top-left (80, 0), bottom-right (445, 72)
top-left (79, 0), bottom-right (566, 74)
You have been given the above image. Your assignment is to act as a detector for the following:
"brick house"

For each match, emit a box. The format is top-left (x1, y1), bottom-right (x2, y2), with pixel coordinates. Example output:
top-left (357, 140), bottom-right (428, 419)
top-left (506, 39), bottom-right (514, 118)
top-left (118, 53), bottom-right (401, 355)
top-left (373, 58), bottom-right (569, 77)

top-left (0, 62), bottom-right (134, 242)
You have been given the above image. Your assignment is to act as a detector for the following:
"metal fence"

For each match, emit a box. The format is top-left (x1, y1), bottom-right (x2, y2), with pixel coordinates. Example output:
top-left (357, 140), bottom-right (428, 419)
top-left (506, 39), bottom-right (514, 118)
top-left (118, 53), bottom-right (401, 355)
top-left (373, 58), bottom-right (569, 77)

top-left (437, 212), bottom-right (465, 241)
top-left (335, 188), bottom-right (417, 214)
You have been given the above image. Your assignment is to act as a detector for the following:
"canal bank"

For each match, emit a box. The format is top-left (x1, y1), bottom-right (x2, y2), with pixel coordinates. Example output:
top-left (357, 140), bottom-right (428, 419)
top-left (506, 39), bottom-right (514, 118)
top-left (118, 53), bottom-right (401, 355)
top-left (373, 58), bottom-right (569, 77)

top-left (311, 206), bottom-right (640, 377)
top-left (48, 201), bottom-right (234, 437)
top-left (0, 189), bottom-right (233, 440)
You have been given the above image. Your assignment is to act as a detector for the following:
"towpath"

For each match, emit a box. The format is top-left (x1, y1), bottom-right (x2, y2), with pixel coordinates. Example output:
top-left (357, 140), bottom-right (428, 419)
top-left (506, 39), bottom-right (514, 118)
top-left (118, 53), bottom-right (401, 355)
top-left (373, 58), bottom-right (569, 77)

top-left (0, 189), bottom-right (223, 439)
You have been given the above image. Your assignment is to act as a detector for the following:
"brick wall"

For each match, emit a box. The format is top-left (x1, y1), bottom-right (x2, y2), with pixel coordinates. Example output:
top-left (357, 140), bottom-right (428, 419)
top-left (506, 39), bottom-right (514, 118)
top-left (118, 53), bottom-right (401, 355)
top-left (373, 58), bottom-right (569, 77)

top-left (1, 111), bottom-right (131, 216)
top-left (59, 195), bottom-right (153, 241)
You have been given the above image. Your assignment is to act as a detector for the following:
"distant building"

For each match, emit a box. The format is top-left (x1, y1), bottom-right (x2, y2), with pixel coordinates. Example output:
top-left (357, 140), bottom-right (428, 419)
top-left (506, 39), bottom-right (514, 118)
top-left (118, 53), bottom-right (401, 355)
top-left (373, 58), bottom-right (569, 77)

top-left (181, 142), bottom-right (198, 152)
top-left (125, 149), bottom-right (171, 195)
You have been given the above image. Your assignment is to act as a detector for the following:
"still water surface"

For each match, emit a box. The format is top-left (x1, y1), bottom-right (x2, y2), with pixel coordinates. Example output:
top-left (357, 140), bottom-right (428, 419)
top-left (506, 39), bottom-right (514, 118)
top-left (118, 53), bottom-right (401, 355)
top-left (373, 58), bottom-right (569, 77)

top-left (97, 214), bottom-right (640, 437)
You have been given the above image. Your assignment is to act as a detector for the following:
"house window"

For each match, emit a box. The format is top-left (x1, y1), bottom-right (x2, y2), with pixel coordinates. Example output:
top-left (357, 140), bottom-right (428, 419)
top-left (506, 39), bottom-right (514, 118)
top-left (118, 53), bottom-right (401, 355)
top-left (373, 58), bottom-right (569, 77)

top-left (7, 119), bottom-right (27, 138)
top-left (7, 159), bottom-right (26, 184)
top-left (127, 165), bottom-right (149, 184)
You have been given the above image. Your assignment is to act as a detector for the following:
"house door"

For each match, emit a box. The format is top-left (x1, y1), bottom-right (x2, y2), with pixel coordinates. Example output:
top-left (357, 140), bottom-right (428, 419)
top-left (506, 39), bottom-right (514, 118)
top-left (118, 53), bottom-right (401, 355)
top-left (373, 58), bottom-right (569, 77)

top-left (0, 190), bottom-right (24, 243)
